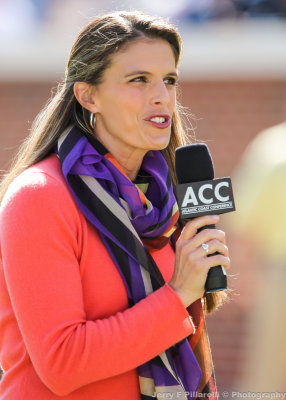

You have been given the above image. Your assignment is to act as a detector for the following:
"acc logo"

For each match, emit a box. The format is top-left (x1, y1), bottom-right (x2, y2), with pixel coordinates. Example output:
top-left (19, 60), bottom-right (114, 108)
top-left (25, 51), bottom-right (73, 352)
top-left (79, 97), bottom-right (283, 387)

top-left (182, 181), bottom-right (230, 207)
top-left (176, 177), bottom-right (235, 218)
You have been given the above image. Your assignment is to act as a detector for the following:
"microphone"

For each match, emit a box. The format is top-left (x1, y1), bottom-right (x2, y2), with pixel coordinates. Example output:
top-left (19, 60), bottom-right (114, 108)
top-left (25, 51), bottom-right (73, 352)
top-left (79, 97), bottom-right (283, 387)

top-left (175, 143), bottom-right (235, 293)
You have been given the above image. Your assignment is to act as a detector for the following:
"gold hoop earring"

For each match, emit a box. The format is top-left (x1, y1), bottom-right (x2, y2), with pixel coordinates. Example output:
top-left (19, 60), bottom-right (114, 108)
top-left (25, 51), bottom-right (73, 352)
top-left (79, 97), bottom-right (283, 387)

top-left (90, 112), bottom-right (96, 129)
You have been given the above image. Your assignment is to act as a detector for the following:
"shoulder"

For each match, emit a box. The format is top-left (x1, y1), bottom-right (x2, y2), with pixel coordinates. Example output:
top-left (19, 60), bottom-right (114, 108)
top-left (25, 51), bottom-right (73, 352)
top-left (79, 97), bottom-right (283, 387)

top-left (1, 153), bottom-right (79, 224)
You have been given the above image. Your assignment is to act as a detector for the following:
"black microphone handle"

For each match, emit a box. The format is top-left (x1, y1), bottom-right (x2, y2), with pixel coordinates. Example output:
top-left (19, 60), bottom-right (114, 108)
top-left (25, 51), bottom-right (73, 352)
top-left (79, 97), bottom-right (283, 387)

top-left (197, 223), bottom-right (227, 293)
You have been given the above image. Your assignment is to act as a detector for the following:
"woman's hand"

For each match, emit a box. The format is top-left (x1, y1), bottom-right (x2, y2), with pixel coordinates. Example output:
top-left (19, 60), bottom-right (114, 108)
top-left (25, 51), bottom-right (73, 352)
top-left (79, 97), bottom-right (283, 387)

top-left (169, 215), bottom-right (230, 308)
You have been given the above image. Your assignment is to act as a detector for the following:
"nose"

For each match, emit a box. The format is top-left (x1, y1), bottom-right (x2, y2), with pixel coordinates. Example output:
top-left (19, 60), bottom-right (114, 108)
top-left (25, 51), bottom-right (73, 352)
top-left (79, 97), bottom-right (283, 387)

top-left (150, 79), bottom-right (170, 106)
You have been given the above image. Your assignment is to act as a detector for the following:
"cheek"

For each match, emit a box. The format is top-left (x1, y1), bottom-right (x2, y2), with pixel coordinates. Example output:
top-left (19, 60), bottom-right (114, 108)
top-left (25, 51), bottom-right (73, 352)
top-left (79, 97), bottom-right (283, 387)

top-left (116, 94), bottom-right (144, 125)
top-left (169, 91), bottom-right (176, 111)
top-left (100, 100), bottom-right (139, 133)
top-left (98, 87), bottom-right (146, 129)
top-left (101, 97), bottom-right (127, 122)
top-left (115, 88), bottom-right (142, 110)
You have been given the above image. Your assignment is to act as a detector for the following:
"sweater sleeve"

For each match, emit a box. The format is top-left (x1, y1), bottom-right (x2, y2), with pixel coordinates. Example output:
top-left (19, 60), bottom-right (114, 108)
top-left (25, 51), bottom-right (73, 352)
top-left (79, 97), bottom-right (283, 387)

top-left (0, 171), bottom-right (195, 396)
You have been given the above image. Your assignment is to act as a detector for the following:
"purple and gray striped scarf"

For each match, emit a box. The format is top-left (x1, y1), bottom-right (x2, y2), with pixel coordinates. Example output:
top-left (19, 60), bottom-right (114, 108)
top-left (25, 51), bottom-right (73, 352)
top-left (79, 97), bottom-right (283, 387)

top-left (56, 125), bottom-right (217, 399)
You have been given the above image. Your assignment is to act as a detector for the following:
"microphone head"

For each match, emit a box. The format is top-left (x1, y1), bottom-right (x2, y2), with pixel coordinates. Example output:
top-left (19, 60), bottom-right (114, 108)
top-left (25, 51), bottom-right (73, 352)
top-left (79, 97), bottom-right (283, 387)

top-left (175, 143), bottom-right (214, 183)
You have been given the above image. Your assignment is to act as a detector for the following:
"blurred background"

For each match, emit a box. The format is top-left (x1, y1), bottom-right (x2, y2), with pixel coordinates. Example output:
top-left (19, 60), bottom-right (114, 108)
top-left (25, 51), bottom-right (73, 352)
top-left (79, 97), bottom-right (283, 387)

top-left (1, 0), bottom-right (286, 395)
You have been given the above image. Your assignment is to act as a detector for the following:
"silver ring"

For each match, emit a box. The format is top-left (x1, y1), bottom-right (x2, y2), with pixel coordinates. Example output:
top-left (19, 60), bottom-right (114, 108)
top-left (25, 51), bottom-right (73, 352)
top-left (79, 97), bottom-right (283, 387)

top-left (202, 243), bottom-right (209, 255)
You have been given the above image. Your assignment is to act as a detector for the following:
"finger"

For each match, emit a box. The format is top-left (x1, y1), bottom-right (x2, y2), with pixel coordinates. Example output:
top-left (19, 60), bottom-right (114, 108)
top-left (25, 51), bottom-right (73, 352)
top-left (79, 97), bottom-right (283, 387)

top-left (176, 236), bottom-right (229, 271)
top-left (180, 215), bottom-right (220, 241)
top-left (192, 228), bottom-right (226, 248)
top-left (199, 240), bottom-right (229, 258)
top-left (183, 239), bottom-right (228, 262)
top-left (176, 227), bottom-right (225, 261)
top-left (203, 254), bottom-right (231, 271)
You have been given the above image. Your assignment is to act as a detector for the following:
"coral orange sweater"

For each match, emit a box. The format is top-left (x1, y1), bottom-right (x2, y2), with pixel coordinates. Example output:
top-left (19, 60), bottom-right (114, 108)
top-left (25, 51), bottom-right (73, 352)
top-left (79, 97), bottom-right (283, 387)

top-left (0, 153), bottom-right (195, 400)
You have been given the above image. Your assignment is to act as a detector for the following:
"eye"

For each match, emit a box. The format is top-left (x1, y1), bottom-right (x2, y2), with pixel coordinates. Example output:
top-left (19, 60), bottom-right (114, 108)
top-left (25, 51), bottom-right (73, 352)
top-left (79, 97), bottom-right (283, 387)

top-left (130, 76), bottom-right (148, 83)
top-left (164, 77), bottom-right (177, 85)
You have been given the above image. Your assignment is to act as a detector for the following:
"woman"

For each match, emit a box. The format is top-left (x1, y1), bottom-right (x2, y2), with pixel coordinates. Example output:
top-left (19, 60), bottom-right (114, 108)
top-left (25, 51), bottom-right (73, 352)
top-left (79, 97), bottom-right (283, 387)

top-left (0, 11), bottom-right (230, 400)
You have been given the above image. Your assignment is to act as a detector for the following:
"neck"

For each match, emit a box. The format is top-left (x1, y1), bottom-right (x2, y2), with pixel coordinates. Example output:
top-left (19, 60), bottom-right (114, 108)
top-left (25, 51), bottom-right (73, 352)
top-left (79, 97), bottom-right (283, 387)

top-left (115, 152), bottom-right (145, 181)
top-left (121, 164), bottom-right (141, 181)
top-left (92, 134), bottom-right (147, 181)
top-left (109, 148), bottom-right (146, 181)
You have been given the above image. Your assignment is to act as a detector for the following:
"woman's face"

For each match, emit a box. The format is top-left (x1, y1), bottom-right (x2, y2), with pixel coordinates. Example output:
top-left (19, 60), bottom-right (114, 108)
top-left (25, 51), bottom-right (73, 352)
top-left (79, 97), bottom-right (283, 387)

top-left (92, 38), bottom-right (177, 161)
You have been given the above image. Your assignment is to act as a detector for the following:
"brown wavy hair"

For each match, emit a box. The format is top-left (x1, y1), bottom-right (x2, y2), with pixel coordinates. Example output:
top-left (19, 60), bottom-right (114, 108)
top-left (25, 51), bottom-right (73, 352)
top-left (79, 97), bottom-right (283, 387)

top-left (0, 10), bottom-right (228, 313)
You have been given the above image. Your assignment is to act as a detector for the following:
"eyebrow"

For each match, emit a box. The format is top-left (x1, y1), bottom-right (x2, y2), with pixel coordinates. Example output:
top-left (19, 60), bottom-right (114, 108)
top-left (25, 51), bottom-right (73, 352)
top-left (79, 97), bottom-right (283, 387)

top-left (124, 70), bottom-right (178, 78)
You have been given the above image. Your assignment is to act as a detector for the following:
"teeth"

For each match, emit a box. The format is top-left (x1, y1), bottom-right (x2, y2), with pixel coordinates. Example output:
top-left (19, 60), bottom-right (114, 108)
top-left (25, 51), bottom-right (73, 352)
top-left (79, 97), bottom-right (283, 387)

top-left (150, 117), bottom-right (166, 123)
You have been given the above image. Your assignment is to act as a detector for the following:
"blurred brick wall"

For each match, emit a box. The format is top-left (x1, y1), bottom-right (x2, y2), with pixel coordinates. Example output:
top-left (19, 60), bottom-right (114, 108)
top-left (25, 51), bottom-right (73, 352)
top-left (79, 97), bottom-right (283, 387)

top-left (0, 82), bottom-right (53, 171)
top-left (181, 80), bottom-right (286, 391)
top-left (181, 80), bottom-right (286, 176)
top-left (1, 80), bottom-right (285, 172)
top-left (1, 79), bottom-right (286, 389)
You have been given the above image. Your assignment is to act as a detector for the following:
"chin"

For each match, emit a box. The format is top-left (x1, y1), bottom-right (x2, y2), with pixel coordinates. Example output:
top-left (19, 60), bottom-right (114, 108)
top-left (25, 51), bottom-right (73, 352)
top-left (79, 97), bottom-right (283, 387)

top-left (146, 143), bottom-right (168, 152)
top-left (148, 136), bottom-right (171, 151)
top-left (153, 140), bottom-right (170, 151)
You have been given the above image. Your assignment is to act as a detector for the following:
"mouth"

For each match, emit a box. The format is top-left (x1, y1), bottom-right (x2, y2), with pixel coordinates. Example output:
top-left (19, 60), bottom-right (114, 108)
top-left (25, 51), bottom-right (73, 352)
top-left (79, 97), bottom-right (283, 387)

top-left (144, 114), bottom-right (171, 129)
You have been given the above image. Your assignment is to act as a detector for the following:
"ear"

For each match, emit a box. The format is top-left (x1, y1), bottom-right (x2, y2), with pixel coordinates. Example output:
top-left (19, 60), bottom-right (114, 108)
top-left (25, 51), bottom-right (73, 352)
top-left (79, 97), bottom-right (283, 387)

top-left (73, 82), bottom-right (99, 113)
